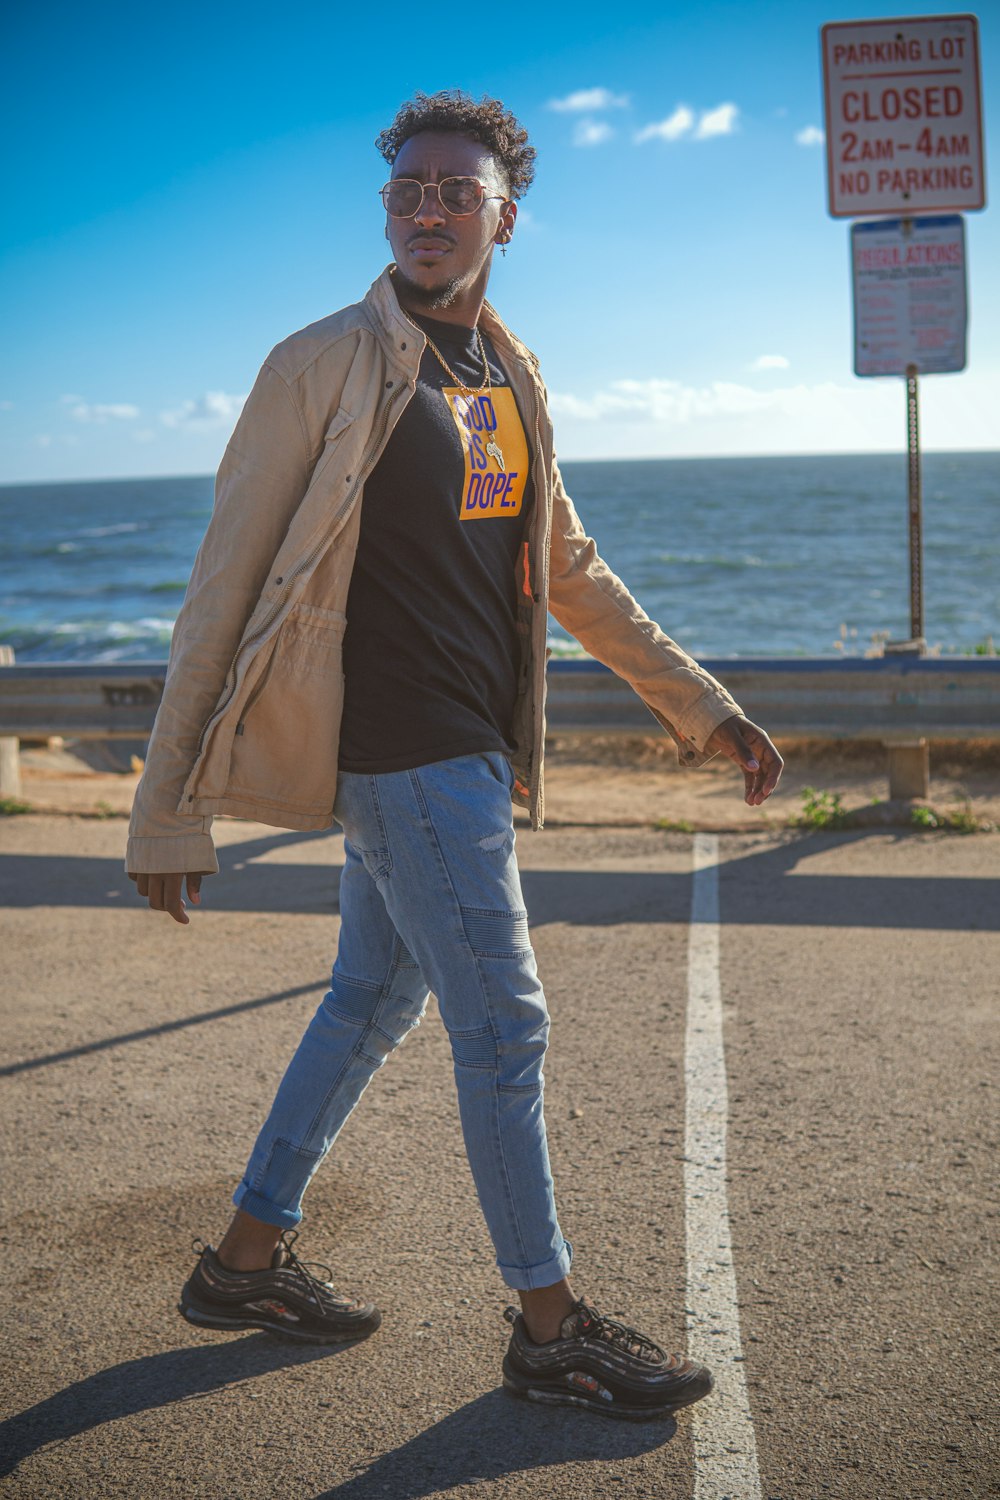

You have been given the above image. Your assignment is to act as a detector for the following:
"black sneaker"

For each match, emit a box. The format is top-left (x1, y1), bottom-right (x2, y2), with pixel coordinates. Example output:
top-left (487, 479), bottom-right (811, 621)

top-left (179, 1231), bottom-right (381, 1343)
top-left (501, 1300), bottom-right (712, 1420)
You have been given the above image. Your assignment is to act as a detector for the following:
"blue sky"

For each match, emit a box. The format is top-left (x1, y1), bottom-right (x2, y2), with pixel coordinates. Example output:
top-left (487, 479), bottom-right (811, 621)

top-left (1, 0), bottom-right (997, 482)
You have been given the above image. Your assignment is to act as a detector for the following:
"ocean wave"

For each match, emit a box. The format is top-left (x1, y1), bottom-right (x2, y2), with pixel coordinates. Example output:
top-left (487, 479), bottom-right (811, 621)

top-left (1, 616), bottom-right (176, 663)
top-left (650, 552), bottom-right (785, 570)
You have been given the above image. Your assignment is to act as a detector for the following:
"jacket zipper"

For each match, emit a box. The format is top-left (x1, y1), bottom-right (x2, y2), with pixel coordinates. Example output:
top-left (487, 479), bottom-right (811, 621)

top-left (526, 385), bottom-right (550, 830)
top-left (189, 383), bottom-right (407, 769)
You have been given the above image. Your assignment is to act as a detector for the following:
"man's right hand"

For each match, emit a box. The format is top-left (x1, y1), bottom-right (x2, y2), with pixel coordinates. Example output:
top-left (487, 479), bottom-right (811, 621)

top-left (128, 871), bottom-right (211, 925)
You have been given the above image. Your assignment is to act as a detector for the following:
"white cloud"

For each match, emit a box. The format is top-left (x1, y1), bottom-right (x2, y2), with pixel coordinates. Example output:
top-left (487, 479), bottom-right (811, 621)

top-left (635, 106), bottom-right (694, 144)
top-left (160, 390), bottom-right (247, 429)
top-left (548, 87), bottom-right (628, 113)
top-left (750, 354), bottom-right (790, 371)
top-left (694, 102), bottom-right (739, 139)
top-left (550, 378), bottom-right (780, 424)
top-left (67, 400), bottom-right (140, 423)
top-left (546, 369), bottom-right (1000, 457)
top-left (573, 118), bottom-right (613, 147)
top-left (795, 125), bottom-right (826, 147)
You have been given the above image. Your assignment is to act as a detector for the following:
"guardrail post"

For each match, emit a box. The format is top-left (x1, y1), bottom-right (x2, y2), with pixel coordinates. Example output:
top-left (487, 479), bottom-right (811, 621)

top-left (886, 738), bottom-right (930, 800)
top-left (0, 646), bottom-right (21, 799)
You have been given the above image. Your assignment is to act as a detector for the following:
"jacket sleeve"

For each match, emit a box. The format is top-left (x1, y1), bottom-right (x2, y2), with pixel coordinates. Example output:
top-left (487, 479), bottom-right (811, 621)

top-left (125, 361), bottom-right (313, 875)
top-left (546, 455), bottom-right (744, 766)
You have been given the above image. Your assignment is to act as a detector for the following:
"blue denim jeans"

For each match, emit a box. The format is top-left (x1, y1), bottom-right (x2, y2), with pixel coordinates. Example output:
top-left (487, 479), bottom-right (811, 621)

top-left (233, 751), bottom-right (572, 1291)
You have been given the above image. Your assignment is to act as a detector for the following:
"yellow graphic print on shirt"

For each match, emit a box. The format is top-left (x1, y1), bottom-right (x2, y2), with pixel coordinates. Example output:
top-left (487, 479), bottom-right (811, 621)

top-left (444, 387), bottom-right (529, 521)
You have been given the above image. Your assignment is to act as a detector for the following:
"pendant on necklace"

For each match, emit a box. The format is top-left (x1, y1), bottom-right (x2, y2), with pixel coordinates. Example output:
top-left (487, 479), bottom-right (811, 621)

top-left (486, 438), bottom-right (505, 469)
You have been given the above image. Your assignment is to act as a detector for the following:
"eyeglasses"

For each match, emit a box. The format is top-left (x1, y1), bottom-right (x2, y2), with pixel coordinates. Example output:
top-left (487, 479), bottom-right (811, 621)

top-left (380, 176), bottom-right (507, 219)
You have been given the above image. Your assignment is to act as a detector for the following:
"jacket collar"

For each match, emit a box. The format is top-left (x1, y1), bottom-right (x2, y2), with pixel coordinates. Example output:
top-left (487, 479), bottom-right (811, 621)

top-left (363, 264), bottom-right (540, 375)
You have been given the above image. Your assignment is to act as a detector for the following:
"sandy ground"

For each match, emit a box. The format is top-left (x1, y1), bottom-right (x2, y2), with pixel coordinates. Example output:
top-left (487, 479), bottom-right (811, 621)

top-left (7, 734), bottom-right (1000, 831)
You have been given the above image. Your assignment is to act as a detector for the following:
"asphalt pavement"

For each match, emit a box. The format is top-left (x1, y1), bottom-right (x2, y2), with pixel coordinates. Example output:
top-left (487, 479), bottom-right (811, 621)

top-left (1, 814), bottom-right (997, 1499)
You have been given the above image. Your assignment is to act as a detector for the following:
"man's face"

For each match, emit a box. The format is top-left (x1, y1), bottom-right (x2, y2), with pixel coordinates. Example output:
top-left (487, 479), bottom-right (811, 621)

top-left (385, 130), bottom-right (513, 314)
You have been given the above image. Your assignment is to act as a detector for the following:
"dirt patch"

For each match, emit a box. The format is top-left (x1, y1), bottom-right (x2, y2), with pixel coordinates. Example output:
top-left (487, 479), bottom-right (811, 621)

top-left (7, 734), bottom-right (999, 832)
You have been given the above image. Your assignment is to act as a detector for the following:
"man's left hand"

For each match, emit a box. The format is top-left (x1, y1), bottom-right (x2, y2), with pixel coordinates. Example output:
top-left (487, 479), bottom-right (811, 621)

top-left (703, 715), bottom-right (784, 806)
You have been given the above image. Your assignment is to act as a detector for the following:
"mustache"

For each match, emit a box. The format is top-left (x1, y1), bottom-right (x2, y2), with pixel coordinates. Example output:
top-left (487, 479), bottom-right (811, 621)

top-left (406, 232), bottom-right (456, 249)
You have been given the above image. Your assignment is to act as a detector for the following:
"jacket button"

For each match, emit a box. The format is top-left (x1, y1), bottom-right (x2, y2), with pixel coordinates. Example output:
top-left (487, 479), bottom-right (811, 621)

top-left (533, 593), bottom-right (541, 603)
top-left (401, 342), bottom-right (407, 350)
top-left (275, 576), bottom-right (283, 585)
top-left (385, 380), bottom-right (393, 388)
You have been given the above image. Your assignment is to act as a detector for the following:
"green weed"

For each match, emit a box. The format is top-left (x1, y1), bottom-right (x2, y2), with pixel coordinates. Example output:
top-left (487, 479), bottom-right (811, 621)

top-left (799, 786), bottom-right (845, 830)
top-left (0, 796), bottom-right (32, 815)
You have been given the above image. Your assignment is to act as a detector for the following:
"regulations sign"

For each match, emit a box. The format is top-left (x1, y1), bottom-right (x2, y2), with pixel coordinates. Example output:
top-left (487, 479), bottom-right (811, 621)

top-left (822, 13), bottom-right (985, 218)
top-left (852, 215), bottom-right (967, 377)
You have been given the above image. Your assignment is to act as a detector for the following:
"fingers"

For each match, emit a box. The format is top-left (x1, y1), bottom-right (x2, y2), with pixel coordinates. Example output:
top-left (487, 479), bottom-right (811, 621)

top-left (128, 871), bottom-right (210, 922)
top-left (743, 728), bottom-right (784, 806)
top-left (147, 873), bottom-right (190, 925)
top-left (706, 715), bottom-right (759, 771)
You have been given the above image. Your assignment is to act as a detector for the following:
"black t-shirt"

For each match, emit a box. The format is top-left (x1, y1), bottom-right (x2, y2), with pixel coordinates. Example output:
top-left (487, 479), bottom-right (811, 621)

top-left (338, 313), bottom-right (535, 774)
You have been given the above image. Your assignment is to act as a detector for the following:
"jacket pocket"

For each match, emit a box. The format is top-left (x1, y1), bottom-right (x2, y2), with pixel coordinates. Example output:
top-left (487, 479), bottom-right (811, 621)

top-left (308, 405), bottom-right (356, 484)
top-left (225, 603), bottom-right (347, 813)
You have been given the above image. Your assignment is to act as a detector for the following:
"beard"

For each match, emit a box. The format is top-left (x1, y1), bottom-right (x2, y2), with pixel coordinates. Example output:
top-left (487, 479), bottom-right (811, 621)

top-left (391, 265), bottom-right (468, 311)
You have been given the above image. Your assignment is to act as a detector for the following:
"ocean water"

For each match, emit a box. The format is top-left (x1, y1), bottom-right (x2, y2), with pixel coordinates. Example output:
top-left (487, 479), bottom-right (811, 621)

top-left (1, 453), bottom-right (996, 664)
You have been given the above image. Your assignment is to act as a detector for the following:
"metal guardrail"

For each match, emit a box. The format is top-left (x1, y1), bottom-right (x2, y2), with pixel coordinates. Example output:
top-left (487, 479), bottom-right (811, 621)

top-left (545, 656), bottom-right (1000, 740)
top-left (1, 655), bottom-right (998, 801)
top-left (1, 656), bottom-right (998, 741)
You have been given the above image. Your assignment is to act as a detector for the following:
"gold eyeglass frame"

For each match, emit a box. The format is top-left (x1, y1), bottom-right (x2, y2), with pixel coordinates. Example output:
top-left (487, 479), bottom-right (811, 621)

top-left (380, 177), bottom-right (508, 219)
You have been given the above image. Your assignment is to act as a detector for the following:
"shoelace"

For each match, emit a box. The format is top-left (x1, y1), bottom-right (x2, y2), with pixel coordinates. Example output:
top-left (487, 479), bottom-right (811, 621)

top-left (571, 1301), bottom-right (665, 1363)
top-left (274, 1230), bottom-right (345, 1314)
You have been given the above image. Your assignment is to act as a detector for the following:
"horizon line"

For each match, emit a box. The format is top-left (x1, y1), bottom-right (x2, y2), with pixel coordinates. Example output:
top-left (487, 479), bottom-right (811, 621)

top-left (2, 445), bottom-right (998, 490)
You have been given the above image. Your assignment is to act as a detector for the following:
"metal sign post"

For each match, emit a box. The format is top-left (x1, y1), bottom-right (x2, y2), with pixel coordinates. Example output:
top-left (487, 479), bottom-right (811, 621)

top-left (905, 362), bottom-right (923, 642)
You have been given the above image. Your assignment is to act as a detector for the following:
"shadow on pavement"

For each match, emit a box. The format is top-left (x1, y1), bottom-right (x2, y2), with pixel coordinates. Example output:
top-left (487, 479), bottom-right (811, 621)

top-left (311, 1390), bottom-right (676, 1498)
top-left (4, 827), bottom-right (995, 1077)
top-left (0, 978), bottom-right (323, 1078)
top-left (1, 1335), bottom-right (677, 1491)
top-left (2, 825), bottom-right (995, 933)
top-left (715, 829), bottom-right (999, 932)
top-left (0, 1333), bottom-right (352, 1479)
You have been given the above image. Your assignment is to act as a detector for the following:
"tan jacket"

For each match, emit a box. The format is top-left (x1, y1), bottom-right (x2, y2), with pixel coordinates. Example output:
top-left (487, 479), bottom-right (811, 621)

top-left (125, 268), bottom-right (743, 876)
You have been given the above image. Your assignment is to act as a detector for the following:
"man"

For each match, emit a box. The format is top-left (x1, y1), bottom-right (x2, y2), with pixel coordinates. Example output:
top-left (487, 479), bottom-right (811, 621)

top-left (127, 90), bottom-right (782, 1421)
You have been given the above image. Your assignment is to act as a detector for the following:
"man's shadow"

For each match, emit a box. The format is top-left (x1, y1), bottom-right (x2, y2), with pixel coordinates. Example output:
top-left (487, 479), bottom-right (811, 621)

top-left (1, 1334), bottom-right (675, 1493)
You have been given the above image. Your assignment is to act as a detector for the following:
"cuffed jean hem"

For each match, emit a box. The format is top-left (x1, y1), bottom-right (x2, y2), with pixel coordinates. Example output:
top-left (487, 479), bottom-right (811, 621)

top-left (232, 1184), bottom-right (303, 1232)
top-left (498, 1237), bottom-right (573, 1291)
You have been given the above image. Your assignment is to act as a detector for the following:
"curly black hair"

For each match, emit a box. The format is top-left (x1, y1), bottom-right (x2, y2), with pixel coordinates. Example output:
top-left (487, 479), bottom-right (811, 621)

top-left (376, 90), bottom-right (536, 199)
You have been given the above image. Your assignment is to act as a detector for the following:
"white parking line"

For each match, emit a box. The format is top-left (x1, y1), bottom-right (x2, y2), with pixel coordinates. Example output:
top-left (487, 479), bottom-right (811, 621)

top-left (685, 833), bottom-right (762, 1499)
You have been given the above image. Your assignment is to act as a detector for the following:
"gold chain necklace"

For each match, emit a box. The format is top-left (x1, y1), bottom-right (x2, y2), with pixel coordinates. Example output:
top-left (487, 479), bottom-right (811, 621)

top-left (422, 326), bottom-right (505, 469)
top-left (422, 326), bottom-right (491, 395)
